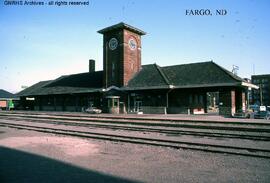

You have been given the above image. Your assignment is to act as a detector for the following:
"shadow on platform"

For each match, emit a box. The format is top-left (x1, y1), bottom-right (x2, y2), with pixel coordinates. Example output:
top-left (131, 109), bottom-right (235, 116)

top-left (0, 146), bottom-right (140, 183)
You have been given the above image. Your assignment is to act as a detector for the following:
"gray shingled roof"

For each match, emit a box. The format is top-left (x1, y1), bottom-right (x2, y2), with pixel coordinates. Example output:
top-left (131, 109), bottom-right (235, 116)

top-left (0, 89), bottom-right (16, 99)
top-left (17, 80), bottom-right (52, 96)
top-left (127, 64), bottom-right (169, 89)
top-left (17, 61), bottom-right (249, 96)
top-left (126, 61), bottom-right (245, 90)
top-left (17, 71), bottom-right (103, 96)
top-left (46, 71), bottom-right (103, 88)
top-left (162, 61), bottom-right (244, 85)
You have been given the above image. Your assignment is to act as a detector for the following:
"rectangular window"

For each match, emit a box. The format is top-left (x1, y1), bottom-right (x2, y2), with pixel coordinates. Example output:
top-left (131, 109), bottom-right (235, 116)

top-left (114, 100), bottom-right (118, 107)
top-left (131, 62), bottom-right (134, 70)
top-left (189, 95), bottom-right (193, 104)
top-left (112, 63), bottom-right (115, 80)
top-left (108, 100), bottom-right (113, 107)
top-left (199, 95), bottom-right (203, 104)
top-left (194, 95), bottom-right (198, 104)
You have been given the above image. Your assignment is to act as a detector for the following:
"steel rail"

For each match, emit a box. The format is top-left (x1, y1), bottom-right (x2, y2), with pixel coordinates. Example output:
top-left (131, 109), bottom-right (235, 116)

top-left (2, 115), bottom-right (270, 141)
top-left (0, 121), bottom-right (270, 159)
top-left (1, 113), bottom-right (270, 133)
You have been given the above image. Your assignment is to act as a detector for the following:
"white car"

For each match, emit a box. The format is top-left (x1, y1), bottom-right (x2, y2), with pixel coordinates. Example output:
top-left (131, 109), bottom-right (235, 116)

top-left (85, 107), bottom-right (102, 114)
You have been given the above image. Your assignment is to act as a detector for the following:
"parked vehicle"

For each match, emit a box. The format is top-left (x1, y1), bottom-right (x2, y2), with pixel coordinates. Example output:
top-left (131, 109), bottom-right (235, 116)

top-left (233, 108), bottom-right (254, 118)
top-left (85, 107), bottom-right (102, 114)
top-left (254, 110), bottom-right (270, 120)
top-left (249, 105), bottom-right (260, 113)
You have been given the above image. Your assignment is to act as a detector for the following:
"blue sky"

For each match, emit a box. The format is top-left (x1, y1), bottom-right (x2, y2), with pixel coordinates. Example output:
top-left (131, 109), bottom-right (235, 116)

top-left (0, 0), bottom-right (270, 93)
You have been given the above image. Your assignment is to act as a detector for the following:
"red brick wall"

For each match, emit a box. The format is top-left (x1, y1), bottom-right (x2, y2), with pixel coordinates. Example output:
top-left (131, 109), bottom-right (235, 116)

top-left (242, 92), bottom-right (246, 111)
top-left (102, 29), bottom-right (142, 88)
top-left (219, 89), bottom-right (236, 116)
top-left (231, 90), bottom-right (236, 114)
top-left (102, 30), bottom-right (124, 87)
top-left (235, 90), bottom-right (246, 112)
top-left (122, 29), bottom-right (141, 86)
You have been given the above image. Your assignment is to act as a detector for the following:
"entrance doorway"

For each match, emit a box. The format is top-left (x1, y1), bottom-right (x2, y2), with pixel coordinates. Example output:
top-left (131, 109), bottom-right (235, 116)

top-left (207, 92), bottom-right (219, 114)
top-left (134, 100), bottom-right (142, 112)
top-left (106, 96), bottom-right (120, 114)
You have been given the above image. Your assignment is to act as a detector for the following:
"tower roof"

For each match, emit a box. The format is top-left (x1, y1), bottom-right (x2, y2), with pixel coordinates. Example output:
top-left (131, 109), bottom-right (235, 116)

top-left (97, 22), bottom-right (146, 35)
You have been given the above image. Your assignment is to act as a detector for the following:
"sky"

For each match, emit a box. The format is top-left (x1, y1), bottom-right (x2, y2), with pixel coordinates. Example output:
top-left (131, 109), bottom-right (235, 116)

top-left (0, 0), bottom-right (270, 93)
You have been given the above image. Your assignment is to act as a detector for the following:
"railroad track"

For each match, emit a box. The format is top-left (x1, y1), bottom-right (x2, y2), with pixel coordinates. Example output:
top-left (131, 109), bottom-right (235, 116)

top-left (2, 111), bottom-right (270, 125)
top-left (1, 112), bottom-right (270, 131)
top-left (0, 120), bottom-right (270, 159)
top-left (1, 111), bottom-right (270, 158)
top-left (1, 115), bottom-right (270, 141)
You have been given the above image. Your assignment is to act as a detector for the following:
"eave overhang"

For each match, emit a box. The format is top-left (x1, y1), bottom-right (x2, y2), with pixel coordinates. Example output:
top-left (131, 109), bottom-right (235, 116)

top-left (123, 82), bottom-right (254, 91)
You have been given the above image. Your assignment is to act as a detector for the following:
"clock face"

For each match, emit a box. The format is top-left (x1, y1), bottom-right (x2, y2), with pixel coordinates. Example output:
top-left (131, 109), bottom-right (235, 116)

top-left (109, 38), bottom-right (118, 50)
top-left (128, 38), bottom-right (137, 50)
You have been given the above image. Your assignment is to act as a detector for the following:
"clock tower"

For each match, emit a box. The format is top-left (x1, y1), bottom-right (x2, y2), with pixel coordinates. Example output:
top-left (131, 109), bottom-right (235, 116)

top-left (98, 22), bottom-right (146, 88)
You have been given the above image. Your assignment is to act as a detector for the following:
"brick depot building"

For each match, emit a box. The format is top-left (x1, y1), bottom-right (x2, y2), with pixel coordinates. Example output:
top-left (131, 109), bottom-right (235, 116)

top-left (251, 74), bottom-right (270, 106)
top-left (18, 22), bottom-right (258, 116)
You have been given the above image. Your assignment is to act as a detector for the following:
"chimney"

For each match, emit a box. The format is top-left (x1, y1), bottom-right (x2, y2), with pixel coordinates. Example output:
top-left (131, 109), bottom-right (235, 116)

top-left (89, 59), bottom-right (95, 73)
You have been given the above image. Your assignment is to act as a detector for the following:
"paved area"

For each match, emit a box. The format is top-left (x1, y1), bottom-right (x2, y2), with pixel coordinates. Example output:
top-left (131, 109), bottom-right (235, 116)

top-left (0, 126), bottom-right (270, 183)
